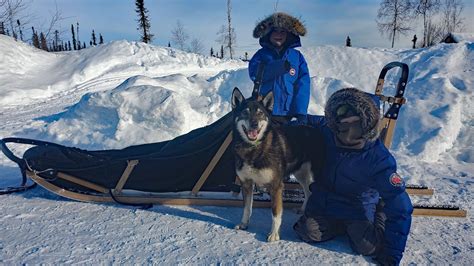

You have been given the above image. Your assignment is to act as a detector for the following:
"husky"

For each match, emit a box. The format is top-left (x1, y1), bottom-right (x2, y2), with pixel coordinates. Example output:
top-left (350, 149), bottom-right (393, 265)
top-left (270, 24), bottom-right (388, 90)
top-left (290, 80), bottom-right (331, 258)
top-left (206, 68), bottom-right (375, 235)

top-left (231, 87), bottom-right (324, 242)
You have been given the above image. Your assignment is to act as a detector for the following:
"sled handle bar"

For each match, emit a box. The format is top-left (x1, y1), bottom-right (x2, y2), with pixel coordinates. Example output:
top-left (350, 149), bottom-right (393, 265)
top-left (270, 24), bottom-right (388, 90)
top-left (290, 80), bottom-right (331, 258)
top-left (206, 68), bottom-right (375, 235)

top-left (0, 137), bottom-right (65, 165)
top-left (375, 61), bottom-right (409, 99)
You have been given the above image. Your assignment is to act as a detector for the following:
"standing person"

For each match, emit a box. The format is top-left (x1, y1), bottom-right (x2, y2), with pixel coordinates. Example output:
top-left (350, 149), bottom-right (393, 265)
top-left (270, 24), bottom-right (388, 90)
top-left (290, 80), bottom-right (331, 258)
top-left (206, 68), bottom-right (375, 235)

top-left (249, 12), bottom-right (311, 124)
top-left (293, 88), bottom-right (413, 265)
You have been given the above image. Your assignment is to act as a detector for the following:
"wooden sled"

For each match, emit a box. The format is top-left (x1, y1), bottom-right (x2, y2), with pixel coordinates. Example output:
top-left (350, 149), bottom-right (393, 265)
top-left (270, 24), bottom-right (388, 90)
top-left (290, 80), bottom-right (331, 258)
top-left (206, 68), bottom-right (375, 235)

top-left (0, 62), bottom-right (466, 218)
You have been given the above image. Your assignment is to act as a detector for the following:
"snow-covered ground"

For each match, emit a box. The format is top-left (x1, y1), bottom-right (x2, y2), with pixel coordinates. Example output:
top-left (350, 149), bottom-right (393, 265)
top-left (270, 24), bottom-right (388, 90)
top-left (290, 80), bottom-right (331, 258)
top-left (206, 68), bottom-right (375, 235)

top-left (0, 35), bottom-right (472, 264)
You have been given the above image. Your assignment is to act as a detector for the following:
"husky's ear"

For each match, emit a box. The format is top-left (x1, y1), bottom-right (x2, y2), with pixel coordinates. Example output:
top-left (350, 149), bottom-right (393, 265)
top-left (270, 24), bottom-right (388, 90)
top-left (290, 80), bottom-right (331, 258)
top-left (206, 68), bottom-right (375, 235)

top-left (262, 91), bottom-right (274, 112)
top-left (231, 87), bottom-right (245, 109)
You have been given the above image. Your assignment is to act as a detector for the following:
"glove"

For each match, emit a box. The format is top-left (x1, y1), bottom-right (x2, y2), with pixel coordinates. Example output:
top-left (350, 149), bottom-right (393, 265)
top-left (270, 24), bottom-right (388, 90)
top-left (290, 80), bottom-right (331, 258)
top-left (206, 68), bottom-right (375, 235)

top-left (372, 253), bottom-right (397, 266)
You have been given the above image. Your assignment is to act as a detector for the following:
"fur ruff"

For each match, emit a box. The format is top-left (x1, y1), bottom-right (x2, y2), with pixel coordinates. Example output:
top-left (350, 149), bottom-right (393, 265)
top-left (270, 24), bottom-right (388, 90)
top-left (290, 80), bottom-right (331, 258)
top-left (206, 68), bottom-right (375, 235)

top-left (253, 12), bottom-right (306, 39)
top-left (325, 88), bottom-right (381, 142)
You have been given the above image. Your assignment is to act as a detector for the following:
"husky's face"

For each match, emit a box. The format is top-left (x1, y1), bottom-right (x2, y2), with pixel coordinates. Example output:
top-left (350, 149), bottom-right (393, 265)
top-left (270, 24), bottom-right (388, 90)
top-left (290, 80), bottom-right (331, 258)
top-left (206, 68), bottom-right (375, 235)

top-left (231, 88), bottom-right (274, 144)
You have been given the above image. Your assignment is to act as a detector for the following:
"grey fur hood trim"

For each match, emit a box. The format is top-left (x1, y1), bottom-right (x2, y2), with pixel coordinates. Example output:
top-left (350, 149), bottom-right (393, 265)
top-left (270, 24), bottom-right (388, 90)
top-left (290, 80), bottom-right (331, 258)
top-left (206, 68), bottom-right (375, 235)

top-left (325, 88), bottom-right (381, 142)
top-left (253, 12), bottom-right (306, 38)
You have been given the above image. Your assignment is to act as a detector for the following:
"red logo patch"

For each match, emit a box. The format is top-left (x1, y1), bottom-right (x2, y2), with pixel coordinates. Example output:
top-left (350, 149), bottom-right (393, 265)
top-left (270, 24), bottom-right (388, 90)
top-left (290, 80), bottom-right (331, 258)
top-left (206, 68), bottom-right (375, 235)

top-left (289, 68), bottom-right (296, 76)
top-left (390, 173), bottom-right (404, 187)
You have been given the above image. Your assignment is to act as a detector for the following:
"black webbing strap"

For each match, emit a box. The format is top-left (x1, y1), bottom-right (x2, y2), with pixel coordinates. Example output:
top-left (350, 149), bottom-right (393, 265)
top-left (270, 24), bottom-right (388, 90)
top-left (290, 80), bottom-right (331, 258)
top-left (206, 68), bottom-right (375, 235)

top-left (251, 63), bottom-right (266, 99)
top-left (108, 190), bottom-right (153, 209)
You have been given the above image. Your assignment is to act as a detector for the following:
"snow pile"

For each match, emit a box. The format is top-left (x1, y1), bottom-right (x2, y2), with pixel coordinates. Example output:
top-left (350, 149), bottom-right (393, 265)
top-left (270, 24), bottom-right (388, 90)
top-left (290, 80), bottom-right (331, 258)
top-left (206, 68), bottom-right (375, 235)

top-left (0, 35), bottom-right (245, 106)
top-left (31, 72), bottom-right (252, 148)
top-left (0, 35), bottom-right (473, 264)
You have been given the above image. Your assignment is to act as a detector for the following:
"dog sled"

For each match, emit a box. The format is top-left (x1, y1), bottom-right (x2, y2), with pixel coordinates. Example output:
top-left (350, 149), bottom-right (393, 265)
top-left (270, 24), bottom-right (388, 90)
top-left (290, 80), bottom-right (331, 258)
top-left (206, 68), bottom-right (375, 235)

top-left (0, 62), bottom-right (467, 218)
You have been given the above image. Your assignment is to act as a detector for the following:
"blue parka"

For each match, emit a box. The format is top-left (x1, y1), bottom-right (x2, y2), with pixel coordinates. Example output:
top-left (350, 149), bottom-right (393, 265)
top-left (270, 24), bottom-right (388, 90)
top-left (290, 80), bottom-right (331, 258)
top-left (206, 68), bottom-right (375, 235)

top-left (248, 35), bottom-right (311, 117)
top-left (305, 115), bottom-right (413, 264)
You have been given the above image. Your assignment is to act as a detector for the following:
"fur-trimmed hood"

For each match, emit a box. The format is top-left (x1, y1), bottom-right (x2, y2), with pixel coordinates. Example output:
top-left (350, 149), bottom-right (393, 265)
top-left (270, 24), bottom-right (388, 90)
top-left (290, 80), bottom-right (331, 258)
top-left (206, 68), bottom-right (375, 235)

top-left (325, 88), bottom-right (381, 142)
top-left (253, 12), bottom-right (306, 39)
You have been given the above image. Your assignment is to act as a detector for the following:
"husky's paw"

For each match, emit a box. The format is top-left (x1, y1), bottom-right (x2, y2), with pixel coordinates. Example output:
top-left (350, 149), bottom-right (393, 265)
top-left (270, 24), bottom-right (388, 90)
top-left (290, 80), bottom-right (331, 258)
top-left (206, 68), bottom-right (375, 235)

top-left (267, 232), bottom-right (280, 242)
top-left (235, 223), bottom-right (248, 230)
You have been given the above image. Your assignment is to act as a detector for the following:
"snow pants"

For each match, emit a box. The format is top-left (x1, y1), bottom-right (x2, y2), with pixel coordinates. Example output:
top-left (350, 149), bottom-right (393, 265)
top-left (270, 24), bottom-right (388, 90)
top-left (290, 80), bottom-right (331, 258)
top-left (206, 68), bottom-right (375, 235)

top-left (293, 212), bottom-right (386, 256)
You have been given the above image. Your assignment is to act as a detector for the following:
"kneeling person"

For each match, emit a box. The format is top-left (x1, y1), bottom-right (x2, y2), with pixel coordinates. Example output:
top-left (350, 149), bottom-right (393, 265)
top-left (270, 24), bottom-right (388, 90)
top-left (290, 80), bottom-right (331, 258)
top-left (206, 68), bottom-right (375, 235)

top-left (294, 88), bottom-right (413, 265)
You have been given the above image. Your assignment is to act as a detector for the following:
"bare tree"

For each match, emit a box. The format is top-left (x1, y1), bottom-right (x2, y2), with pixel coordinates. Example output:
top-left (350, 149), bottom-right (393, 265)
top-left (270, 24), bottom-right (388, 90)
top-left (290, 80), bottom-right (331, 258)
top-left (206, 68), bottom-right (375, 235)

top-left (135, 0), bottom-right (153, 43)
top-left (425, 19), bottom-right (444, 45)
top-left (413, 0), bottom-right (442, 47)
top-left (441, 0), bottom-right (464, 33)
top-left (43, 3), bottom-right (65, 40)
top-left (171, 20), bottom-right (189, 51)
top-left (216, 0), bottom-right (236, 58)
top-left (190, 37), bottom-right (204, 54)
top-left (376, 0), bottom-right (413, 48)
top-left (0, 0), bottom-right (29, 40)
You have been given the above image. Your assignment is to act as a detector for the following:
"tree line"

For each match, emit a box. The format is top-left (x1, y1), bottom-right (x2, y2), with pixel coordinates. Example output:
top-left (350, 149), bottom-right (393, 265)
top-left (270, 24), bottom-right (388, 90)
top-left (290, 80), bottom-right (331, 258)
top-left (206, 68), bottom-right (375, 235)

top-left (135, 0), bottom-right (237, 58)
top-left (376, 0), bottom-right (466, 48)
top-left (0, 0), bottom-right (104, 52)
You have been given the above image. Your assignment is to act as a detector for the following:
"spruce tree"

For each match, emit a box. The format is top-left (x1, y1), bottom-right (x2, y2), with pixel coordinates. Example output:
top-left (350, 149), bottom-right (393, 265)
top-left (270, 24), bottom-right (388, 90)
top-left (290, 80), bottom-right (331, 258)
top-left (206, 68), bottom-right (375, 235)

top-left (220, 45), bottom-right (224, 59)
top-left (76, 22), bottom-right (81, 50)
top-left (17, 20), bottom-right (23, 41)
top-left (71, 24), bottom-right (77, 50)
top-left (135, 0), bottom-right (153, 43)
top-left (99, 34), bottom-right (104, 44)
top-left (346, 36), bottom-right (352, 47)
top-left (210, 47), bottom-right (214, 57)
top-left (92, 30), bottom-right (97, 45)
top-left (39, 32), bottom-right (48, 51)
top-left (32, 27), bottom-right (40, 48)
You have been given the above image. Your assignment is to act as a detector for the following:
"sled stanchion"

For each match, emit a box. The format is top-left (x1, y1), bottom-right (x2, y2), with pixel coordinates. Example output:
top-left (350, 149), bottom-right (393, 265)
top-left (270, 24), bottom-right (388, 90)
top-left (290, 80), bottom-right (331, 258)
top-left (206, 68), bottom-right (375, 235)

top-left (113, 160), bottom-right (139, 195)
top-left (191, 131), bottom-right (233, 196)
top-left (375, 62), bottom-right (409, 149)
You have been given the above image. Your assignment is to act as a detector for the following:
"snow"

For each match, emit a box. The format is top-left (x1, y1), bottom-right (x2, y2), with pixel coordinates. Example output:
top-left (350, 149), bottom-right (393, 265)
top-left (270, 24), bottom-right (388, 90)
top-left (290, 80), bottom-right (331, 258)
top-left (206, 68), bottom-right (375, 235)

top-left (1, 35), bottom-right (473, 264)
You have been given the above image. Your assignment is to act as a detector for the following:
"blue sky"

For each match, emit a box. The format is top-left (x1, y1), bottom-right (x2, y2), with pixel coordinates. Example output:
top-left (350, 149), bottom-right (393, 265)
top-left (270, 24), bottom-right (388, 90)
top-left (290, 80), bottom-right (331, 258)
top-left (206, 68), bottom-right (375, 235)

top-left (29, 0), bottom-right (474, 57)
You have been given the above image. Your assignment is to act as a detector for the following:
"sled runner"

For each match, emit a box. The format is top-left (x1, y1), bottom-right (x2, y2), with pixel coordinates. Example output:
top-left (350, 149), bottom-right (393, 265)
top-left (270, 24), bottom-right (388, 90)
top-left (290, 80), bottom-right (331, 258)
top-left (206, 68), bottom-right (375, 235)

top-left (0, 62), bottom-right (466, 217)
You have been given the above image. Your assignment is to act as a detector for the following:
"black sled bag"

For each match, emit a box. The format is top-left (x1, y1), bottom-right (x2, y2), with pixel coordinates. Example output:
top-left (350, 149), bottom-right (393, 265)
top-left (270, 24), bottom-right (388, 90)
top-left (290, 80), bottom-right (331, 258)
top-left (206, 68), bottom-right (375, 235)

top-left (14, 112), bottom-right (236, 194)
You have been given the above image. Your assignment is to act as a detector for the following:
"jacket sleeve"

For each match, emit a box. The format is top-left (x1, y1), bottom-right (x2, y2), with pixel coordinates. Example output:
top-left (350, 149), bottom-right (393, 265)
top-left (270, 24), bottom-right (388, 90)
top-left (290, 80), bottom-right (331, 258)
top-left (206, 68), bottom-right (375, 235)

top-left (373, 152), bottom-right (413, 264)
top-left (249, 50), bottom-right (290, 83)
top-left (291, 52), bottom-right (311, 114)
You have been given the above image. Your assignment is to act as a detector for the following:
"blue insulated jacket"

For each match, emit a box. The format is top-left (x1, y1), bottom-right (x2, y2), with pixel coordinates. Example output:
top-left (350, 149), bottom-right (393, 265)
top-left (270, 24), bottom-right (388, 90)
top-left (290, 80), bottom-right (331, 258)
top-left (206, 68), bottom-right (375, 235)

top-left (305, 115), bottom-right (413, 264)
top-left (248, 36), bottom-right (310, 117)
